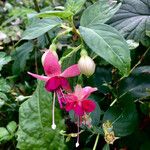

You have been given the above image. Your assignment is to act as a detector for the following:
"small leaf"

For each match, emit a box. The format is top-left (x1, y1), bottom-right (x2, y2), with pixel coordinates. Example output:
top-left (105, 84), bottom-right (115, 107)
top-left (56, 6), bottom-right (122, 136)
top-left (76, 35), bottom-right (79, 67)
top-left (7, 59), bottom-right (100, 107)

top-left (65, 0), bottom-right (86, 15)
top-left (80, 0), bottom-right (121, 27)
top-left (12, 42), bottom-right (33, 75)
top-left (108, 0), bottom-right (150, 47)
top-left (0, 52), bottom-right (11, 71)
top-left (6, 121), bottom-right (17, 134)
top-left (79, 24), bottom-right (131, 76)
top-left (0, 127), bottom-right (10, 143)
top-left (22, 19), bottom-right (61, 40)
top-left (17, 81), bottom-right (67, 149)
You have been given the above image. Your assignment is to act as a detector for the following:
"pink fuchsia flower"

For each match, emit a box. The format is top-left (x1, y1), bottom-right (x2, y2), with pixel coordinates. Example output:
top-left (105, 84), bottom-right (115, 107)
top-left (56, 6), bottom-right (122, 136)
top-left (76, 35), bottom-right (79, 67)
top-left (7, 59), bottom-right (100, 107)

top-left (28, 50), bottom-right (80, 106)
top-left (65, 85), bottom-right (97, 147)
top-left (28, 50), bottom-right (80, 130)
top-left (65, 85), bottom-right (97, 116)
top-left (28, 50), bottom-right (80, 92)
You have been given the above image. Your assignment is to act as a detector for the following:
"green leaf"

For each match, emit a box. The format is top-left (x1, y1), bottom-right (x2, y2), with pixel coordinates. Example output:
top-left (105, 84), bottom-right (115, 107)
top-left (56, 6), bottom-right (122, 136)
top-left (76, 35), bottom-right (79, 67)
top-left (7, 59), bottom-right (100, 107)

top-left (12, 42), bottom-right (33, 75)
top-left (79, 24), bottom-right (131, 76)
top-left (34, 10), bottom-right (73, 20)
top-left (6, 121), bottom-right (17, 134)
top-left (118, 66), bottom-right (150, 102)
top-left (22, 19), bottom-right (61, 40)
top-left (103, 100), bottom-right (138, 137)
top-left (65, 0), bottom-right (86, 15)
top-left (108, 0), bottom-right (150, 47)
top-left (102, 144), bottom-right (110, 150)
top-left (80, 0), bottom-right (121, 27)
top-left (0, 127), bottom-right (10, 143)
top-left (17, 81), bottom-right (67, 150)
top-left (0, 52), bottom-right (11, 71)
top-left (0, 78), bottom-right (11, 93)
top-left (94, 67), bottom-right (112, 94)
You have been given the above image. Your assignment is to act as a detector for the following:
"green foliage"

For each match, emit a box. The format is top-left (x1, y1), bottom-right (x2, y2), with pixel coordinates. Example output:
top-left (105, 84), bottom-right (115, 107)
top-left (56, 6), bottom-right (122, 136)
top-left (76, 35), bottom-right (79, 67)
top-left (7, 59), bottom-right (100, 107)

top-left (108, 0), bottom-right (150, 47)
top-left (79, 24), bottom-right (131, 76)
top-left (65, 0), bottom-right (86, 15)
top-left (80, 0), bottom-right (121, 27)
top-left (17, 81), bottom-right (67, 150)
top-left (0, 121), bottom-right (17, 144)
top-left (12, 42), bottom-right (33, 75)
top-left (0, 52), bottom-right (11, 71)
top-left (22, 18), bottom-right (61, 40)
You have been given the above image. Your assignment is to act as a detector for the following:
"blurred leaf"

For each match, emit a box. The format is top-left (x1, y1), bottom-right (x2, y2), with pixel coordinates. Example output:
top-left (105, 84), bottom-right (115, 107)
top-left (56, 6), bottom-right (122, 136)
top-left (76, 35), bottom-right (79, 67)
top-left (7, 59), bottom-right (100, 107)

top-left (12, 42), bottom-right (33, 75)
top-left (80, 0), bottom-right (121, 27)
top-left (108, 0), bottom-right (150, 47)
top-left (33, 10), bottom-right (73, 19)
top-left (79, 24), bottom-right (131, 76)
top-left (118, 66), bottom-right (150, 102)
top-left (6, 121), bottom-right (17, 134)
top-left (17, 81), bottom-right (67, 150)
top-left (0, 78), bottom-right (11, 93)
top-left (22, 19), bottom-right (61, 40)
top-left (90, 101), bottom-right (101, 126)
top-left (0, 52), bottom-right (11, 71)
top-left (102, 144), bottom-right (110, 150)
top-left (103, 99), bottom-right (138, 137)
top-left (65, 0), bottom-right (86, 15)
top-left (0, 127), bottom-right (10, 143)
top-left (94, 67), bottom-right (112, 94)
top-left (126, 39), bottom-right (139, 50)
top-left (0, 121), bottom-right (17, 144)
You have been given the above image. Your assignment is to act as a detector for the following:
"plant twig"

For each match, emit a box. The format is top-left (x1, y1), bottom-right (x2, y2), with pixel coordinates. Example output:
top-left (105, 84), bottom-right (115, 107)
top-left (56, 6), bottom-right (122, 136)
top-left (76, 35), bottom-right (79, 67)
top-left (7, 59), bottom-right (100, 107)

top-left (93, 134), bottom-right (100, 150)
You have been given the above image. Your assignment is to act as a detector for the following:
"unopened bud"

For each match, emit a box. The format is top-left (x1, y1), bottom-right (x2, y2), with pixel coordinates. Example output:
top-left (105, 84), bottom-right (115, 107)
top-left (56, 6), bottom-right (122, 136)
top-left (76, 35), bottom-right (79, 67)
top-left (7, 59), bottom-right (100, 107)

top-left (78, 50), bottom-right (96, 77)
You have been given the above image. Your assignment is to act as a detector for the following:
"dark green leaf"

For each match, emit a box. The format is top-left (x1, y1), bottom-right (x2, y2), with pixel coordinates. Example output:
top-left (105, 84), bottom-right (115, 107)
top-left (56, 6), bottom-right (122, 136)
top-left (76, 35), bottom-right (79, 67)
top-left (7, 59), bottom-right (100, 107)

top-left (22, 19), bottom-right (61, 40)
top-left (65, 0), bottom-right (86, 14)
top-left (0, 52), bottom-right (11, 71)
top-left (12, 42), bottom-right (33, 75)
top-left (94, 67), bottom-right (112, 94)
top-left (118, 66), bottom-right (150, 102)
top-left (17, 81), bottom-right (67, 150)
top-left (108, 0), bottom-right (150, 47)
top-left (103, 100), bottom-right (138, 137)
top-left (80, 0), bottom-right (121, 27)
top-left (79, 24), bottom-right (131, 76)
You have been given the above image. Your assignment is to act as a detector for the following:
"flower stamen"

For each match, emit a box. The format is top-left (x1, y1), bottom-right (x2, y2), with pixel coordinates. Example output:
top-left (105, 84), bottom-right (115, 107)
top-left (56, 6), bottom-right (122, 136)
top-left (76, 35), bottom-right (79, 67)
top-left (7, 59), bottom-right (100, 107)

top-left (51, 92), bottom-right (56, 130)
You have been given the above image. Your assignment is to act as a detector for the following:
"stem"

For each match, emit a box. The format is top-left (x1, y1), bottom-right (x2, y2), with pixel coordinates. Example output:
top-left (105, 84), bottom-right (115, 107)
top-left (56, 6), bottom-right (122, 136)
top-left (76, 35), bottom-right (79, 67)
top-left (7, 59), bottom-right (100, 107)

top-left (60, 44), bottom-right (82, 63)
top-left (130, 46), bottom-right (150, 73)
top-left (33, 0), bottom-right (40, 12)
top-left (93, 134), bottom-right (100, 150)
top-left (52, 27), bottom-right (73, 44)
top-left (114, 46), bottom-right (150, 85)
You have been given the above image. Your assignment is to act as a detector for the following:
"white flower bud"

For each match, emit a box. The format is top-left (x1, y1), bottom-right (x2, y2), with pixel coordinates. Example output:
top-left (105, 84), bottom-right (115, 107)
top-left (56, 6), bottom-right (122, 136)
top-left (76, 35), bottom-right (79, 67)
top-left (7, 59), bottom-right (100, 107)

top-left (78, 51), bottom-right (96, 77)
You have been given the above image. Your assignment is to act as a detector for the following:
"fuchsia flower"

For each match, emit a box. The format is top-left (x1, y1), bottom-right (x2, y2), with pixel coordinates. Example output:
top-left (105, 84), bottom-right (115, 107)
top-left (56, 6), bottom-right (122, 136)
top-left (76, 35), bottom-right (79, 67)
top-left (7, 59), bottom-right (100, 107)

top-left (28, 50), bottom-right (80, 107)
top-left (65, 85), bottom-right (97, 116)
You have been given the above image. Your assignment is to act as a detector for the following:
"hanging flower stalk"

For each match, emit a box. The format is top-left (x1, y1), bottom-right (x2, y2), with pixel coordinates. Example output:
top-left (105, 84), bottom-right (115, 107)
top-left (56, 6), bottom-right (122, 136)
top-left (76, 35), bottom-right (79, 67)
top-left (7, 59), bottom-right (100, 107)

top-left (28, 49), bottom-right (80, 129)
